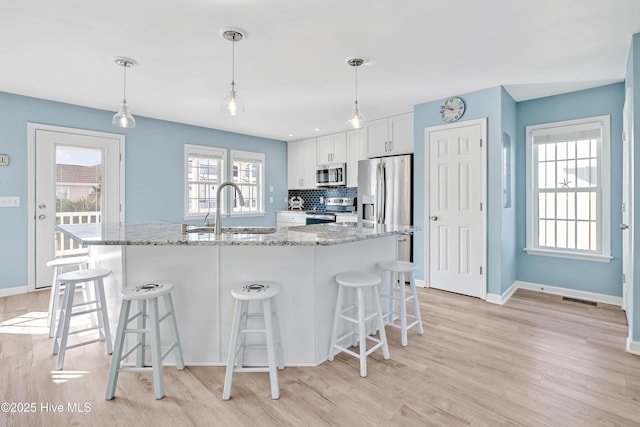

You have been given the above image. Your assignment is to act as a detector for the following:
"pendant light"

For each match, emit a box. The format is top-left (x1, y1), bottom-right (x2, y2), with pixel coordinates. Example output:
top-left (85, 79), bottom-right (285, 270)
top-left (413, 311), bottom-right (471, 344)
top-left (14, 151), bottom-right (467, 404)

top-left (220, 29), bottom-right (246, 116)
top-left (112, 57), bottom-right (137, 128)
top-left (346, 57), bottom-right (366, 129)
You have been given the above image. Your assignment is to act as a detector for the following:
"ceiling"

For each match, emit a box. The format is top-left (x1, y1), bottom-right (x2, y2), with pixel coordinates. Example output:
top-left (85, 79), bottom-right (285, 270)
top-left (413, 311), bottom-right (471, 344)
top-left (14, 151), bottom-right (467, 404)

top-left (1, 0), bottom-right (639, 142)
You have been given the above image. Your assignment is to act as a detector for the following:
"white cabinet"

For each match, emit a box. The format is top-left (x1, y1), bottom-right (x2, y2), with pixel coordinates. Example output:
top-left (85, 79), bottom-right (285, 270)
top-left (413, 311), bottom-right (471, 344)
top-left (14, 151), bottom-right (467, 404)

top-left (277, 211), bottom-right (306, 227)
top-left (335, 213), bottom-right (358, 223)
top-left (316, 132), bottom-right (347, 165)
top-left (288, 138), bottom-right (317, 189)
top-left (346, 128), bottom-right (365, 187)
top-left (366, 112), bottom-right (413, 158)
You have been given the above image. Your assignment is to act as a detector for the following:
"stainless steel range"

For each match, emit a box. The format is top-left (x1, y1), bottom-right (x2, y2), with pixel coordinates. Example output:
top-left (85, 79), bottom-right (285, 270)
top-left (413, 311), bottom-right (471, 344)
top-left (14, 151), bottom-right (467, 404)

top-left (305, 197), bottom-right (355, 225)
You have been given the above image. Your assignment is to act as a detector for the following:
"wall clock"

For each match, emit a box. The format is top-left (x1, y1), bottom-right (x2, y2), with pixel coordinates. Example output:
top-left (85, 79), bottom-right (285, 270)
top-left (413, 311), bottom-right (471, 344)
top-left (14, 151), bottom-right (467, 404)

top-left (440, 97), bottom-right (465, 122)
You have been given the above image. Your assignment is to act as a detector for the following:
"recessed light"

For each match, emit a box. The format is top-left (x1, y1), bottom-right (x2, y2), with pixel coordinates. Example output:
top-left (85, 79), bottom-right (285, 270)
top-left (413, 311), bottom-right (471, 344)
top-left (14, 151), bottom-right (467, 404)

top-left (288, 133), bottom-right (294, 137)
top-left (314, 128), bottom-right (320, 132)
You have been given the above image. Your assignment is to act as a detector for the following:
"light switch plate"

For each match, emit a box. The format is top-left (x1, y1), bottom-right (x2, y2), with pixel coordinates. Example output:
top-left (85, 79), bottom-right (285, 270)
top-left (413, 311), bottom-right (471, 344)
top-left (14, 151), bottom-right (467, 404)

top-left (0, 154), bottom-right (8, 166)
top-left (0, 196), bottom-right (20, 207)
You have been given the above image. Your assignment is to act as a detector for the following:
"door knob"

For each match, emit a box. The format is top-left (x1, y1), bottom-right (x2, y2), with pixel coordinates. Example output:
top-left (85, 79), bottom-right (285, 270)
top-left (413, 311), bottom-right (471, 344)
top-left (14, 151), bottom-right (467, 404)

top-left (430, 216), bottom-right (438, 221)
top-left (38, 214), bottom-right (46, 220)
top-left (620, 224), bottom-right (629, 230)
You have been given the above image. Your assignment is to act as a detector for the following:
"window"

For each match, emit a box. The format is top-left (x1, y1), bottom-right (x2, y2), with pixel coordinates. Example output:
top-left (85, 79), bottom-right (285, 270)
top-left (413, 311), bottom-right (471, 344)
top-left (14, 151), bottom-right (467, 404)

top-left (184, 145), bottom-right (226, 218)
top-left (525, 116), bottom-right (611, 262)
top-left (231, 150), bottom-right (265, 215)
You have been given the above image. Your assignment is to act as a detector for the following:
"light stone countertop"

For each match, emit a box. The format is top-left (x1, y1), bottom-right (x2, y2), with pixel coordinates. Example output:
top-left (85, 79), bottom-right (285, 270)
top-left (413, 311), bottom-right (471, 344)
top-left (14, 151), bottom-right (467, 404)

top-left (57, 221), bottom-right (416, 247)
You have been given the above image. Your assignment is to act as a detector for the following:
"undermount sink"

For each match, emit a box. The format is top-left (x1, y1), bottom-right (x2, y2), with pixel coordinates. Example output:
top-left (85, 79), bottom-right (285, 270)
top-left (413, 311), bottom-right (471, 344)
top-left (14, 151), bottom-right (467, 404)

top-left (181, 224), bottom-right (276, 235)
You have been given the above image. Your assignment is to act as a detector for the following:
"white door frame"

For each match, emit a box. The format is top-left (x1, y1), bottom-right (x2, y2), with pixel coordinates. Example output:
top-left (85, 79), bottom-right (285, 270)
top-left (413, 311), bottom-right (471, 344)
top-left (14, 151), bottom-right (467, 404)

top-left (27, 123), bottom-right (126, 292)
top-left (424, 117), bottom-right (487, 299)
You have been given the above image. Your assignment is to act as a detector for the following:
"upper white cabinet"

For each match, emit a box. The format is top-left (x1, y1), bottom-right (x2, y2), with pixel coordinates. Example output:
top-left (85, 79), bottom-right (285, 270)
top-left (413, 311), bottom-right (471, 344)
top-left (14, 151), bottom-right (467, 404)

top-left (346, 128), bottom-right (365, 187)
top-left (365, 112), bottom-right (413, 158)
top-left (287, 138), bottom-right (317, 189)
top-left (316, 132), bottom-right (347, 165)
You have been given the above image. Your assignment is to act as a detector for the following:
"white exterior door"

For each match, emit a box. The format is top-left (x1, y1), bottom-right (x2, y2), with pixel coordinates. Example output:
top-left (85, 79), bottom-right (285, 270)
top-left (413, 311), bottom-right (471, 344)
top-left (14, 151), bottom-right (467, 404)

top-left (622, 89), bottom-right (632, 323)
top-left (427, 119), bottom-right (486, 298)
top-left (29, 124), bottom-right (124, 290)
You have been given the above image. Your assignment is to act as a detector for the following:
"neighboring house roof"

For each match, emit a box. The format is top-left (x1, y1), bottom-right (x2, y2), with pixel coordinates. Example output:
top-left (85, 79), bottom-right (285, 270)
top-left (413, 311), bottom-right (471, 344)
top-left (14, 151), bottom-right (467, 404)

top-left (56, 164), bottom-right (102, 185)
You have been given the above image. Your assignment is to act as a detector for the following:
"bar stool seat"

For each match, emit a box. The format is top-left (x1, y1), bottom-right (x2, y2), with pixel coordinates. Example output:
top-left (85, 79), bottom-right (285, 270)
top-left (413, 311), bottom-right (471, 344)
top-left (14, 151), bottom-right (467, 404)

top-left (105, 282), bottom-right (185, 400)
top-left (223, 281), bottom-right (284, 400)
top-left (328, 271), bottom-right (390, 377)
top-left (52, 268), bottom-right (112, 370)
top-left (46, 256), bottom-right (92, 338)
top-left (378, 260), bottom-right (424, 346)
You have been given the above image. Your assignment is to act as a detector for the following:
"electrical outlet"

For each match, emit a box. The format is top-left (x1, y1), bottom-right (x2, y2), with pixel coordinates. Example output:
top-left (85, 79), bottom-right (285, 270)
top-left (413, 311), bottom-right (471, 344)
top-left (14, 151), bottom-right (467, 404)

top-left (0, 196), bottom-right (20, 207)
top-left (0, 154), bottom-right (8, 166)
top-left (269, 196), bottom-right (274, 203)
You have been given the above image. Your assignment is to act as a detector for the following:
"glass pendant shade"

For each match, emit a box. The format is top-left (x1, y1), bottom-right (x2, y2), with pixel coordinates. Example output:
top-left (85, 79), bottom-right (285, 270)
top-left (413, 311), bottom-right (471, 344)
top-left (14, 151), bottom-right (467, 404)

top-left (221, 82), bottom-right (245, 116)
top-left (220, 29), bottom-right (246, 116)
top-left (112, 100), bottom-right (136, 128)
top-left (112, 58), bottom-right (136, 129)
top-left (346, 57), bottom-right (366, 129)
top-left (347, 101), bottom-right (365, 129)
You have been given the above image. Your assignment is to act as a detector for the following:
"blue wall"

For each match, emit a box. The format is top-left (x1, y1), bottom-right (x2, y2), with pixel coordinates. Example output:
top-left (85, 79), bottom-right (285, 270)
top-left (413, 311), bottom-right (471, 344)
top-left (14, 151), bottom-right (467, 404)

top-left (515, 83), bottom-right (624, 296)
top-left (414, 86), bottom-right (508, 295)
top-left (500, 87), bottom-right (518, 294)
top-left (626, 33), bottom-right (639, 342)
top-left (0, 91), bottom-right (287, 290)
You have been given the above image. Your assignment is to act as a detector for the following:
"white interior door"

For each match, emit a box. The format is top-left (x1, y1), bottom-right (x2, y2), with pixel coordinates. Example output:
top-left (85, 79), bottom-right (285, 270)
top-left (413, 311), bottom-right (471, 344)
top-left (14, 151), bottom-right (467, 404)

top-left (622, 89), bottom-right (632, 321)
top-left (427, 120), bottom-right (486, 298)
top-left (30, 125), bottom-right (124, 289)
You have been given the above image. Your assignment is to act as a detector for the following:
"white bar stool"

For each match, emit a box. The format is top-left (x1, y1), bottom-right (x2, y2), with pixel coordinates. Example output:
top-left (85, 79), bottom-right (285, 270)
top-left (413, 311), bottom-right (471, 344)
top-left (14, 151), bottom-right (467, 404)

top-left (328, 271), bottom-right (390, 377)
top-left (46, 255), bottom-right (92, 338)
top-left (378, 260), bottom-right (424, 346)
top-left (223, 281), bottom-right (284, 400)
top-left (52, 268), bottom-right (113, 370)
top-left (105, 282), bottom-right (185, 400)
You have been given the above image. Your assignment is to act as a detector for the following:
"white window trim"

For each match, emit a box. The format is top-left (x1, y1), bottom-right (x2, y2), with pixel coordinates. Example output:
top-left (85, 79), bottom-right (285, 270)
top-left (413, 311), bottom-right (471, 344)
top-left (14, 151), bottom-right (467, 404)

top-left (184, 144), bottom-right (227, 220)
top-left (525, 115), bottom-right (612, 262)
top-left (230, 149), bottom-right (266, 216)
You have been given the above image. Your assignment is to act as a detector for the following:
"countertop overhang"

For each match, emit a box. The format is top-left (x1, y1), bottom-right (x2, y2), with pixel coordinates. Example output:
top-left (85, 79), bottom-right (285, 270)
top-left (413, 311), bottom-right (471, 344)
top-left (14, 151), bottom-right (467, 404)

top-left (57, 221), bottom-right (417, 247)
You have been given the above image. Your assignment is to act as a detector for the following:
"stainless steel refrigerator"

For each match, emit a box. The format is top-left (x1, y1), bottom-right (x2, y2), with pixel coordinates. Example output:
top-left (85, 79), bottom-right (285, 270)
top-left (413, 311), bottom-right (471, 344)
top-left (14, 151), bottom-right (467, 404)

top-left (358, 154), bottom-right (412, 262)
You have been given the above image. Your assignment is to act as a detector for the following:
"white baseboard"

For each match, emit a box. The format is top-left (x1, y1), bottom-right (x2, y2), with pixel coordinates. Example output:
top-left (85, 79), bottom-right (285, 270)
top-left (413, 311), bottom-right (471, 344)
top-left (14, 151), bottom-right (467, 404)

top-left (514, 280), bottom-right (622, 306)
top-left (415, 278), bottom-right (426, 288)
top-left (627, 338), bottom-right (640, 356)
top-left (486, 283), bottom-right (518, 305)
top-left (0, 286), bottom-right (28, 298)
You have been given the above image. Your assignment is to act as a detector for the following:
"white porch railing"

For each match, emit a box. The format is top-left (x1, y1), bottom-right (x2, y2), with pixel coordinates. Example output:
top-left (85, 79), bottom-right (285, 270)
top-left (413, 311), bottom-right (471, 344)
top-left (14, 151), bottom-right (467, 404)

top-left (55, 211), bottom-right (101, 257)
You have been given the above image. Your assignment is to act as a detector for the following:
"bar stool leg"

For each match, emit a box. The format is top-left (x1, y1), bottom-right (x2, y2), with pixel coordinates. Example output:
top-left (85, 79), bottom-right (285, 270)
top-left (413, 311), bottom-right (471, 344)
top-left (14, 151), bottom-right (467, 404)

top-left (328, 285), bottom-right (344, 361)
top-left (373, 285), bottom-right (390, 360)
top-left (47, 266), bottom-right (60, 337)
top-left (272, 310), bottom-right (285, 370)
top-left (148, 297), bottom-right (164, 399)
top-left (94, 278), bottom-right (113, 354)
top-left (105, 299), bottom-right (132, 400)
top-left (136, 300), bottom-right (147, 367)
top-left (163, 294), bottom-right (185, 369)
top-left (223, 298), bottom-right (244, 400)
top-left (399, 271), bottom-right (409, 346)
top-left (263, 298), bottom-right (280, 399)
top-left (357, 287), bottom-right (367, 377)
top-left (54, 282), bottom-right (76, 370)
top-left (236, 300), bottom-right (249, 369)
top-left (409, 272), bottom-right (424, 335)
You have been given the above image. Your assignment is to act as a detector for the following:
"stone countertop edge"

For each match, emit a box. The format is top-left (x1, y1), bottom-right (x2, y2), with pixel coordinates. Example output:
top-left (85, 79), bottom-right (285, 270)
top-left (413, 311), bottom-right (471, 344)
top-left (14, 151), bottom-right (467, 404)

top-left (56, 222), bottom-right (419, 247)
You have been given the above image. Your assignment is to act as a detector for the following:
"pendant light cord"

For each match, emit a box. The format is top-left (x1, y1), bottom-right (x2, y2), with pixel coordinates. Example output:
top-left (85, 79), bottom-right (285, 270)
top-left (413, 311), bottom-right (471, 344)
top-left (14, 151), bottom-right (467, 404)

top-left (122, 63), bottom-right (127, 103)
top-left (354, 64), bottom-right (358, 104)
top-left (231, 34), bottom-right (236, 87)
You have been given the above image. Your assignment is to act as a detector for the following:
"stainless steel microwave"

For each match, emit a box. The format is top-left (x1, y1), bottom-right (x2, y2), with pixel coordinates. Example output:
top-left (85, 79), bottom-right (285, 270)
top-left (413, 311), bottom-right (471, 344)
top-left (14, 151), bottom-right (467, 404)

top-left (315, 163), bottom-right (346, 187)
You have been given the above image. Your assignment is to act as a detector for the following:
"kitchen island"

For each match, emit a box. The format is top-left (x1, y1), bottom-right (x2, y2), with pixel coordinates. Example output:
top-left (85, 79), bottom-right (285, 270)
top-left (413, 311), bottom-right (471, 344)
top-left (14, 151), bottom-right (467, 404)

top-left (59, 221), bottom-right (415, 366)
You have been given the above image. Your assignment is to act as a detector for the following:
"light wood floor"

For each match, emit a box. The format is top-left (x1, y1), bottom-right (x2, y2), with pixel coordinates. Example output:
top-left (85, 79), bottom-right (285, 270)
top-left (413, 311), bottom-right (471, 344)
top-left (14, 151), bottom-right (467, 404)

top-left (1, 287), bottom-right (639, 426)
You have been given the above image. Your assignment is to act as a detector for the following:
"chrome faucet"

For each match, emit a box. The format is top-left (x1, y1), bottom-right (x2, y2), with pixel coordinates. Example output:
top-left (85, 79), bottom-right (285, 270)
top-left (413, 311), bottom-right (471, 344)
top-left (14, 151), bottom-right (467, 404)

top-left (215, 181), bottom-right (245, 236)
